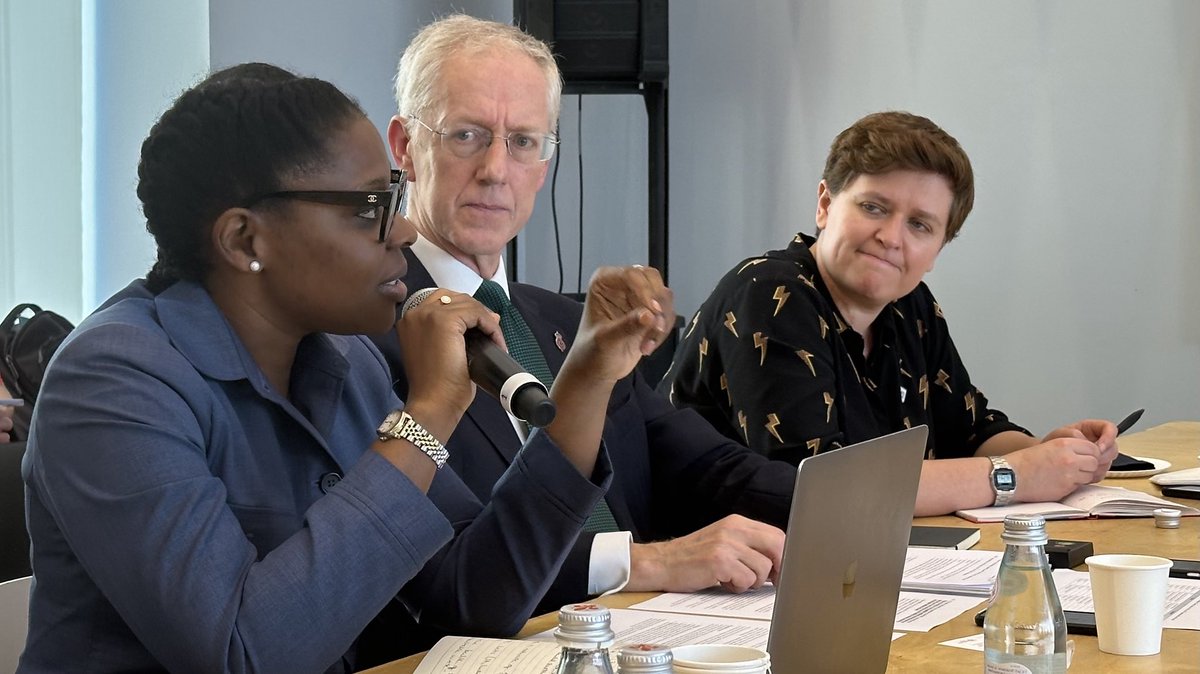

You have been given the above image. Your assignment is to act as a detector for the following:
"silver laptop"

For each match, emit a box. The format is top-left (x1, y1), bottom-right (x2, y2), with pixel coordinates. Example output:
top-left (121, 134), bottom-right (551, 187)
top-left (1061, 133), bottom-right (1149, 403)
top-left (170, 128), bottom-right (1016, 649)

top-left (767, 426), bottom-right (928, 673)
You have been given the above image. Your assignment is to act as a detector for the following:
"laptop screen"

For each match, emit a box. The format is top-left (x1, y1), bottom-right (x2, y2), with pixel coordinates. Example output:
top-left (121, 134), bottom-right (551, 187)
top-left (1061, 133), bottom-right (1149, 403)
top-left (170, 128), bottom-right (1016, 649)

top-left (767, 426), bottom-right (927, 673)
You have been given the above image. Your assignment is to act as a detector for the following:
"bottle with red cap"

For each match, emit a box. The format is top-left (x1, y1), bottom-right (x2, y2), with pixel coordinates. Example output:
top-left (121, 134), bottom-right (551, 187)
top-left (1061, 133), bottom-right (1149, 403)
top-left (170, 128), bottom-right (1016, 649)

top-left (617, 643), bottom-right (673, 673)
top-left (555, 603), bottom-right (616, 674)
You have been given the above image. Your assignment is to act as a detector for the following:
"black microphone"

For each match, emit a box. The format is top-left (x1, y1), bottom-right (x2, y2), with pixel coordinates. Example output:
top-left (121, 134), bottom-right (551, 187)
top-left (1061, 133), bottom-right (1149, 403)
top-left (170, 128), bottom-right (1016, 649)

top-left (401, 287), bottom-right (557, 427)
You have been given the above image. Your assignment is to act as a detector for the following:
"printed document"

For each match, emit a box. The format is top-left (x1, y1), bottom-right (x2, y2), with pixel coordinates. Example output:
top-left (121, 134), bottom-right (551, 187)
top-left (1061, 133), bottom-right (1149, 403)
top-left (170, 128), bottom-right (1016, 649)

top-left (413, 637), bottom-right (559, 674)
top-left (526, 607), bottom-right (771, 650)
top-left (415, 610), bottom-right (772, 674)
top-left (628, 584), bottom-right (982, 633)
top-left (901, 547), bottom-right (1002, 596)
top-left (627, 585), bottom-right (775, 621)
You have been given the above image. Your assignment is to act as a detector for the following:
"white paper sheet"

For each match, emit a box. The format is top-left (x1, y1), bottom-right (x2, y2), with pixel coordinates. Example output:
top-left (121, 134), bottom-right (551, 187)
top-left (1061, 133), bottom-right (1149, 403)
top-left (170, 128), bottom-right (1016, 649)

top-left (416, 611), bottom-right (771, 674)
top-left (901, 547), bottom-right (1003, 596)
top-left (940, 633), bottom-right (985, 652)
top-left (626, 585), bottom-right (982, 633)
top-left (626, 585), bottom-right (776, 621)
top-left (527, 607), bottom-right (771, 650)
top-left (894, 591), bottom-right (988, 632)
top-left (413, 636), bottom-right (560, 674)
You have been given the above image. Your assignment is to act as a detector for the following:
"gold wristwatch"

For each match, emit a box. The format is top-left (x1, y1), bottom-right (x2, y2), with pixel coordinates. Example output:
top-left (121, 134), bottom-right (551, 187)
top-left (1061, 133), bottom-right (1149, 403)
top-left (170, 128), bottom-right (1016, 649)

top-left (377, 410), bottom-right (449, 469)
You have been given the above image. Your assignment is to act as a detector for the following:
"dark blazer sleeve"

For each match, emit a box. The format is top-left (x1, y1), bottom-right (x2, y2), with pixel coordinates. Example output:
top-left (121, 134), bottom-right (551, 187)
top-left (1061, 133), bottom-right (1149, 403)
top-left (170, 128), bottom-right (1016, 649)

top-left (370, 265), bottom-right (796, 626)
top-left (613, 369), bottom-right (795, 537)
top-left (365, 264), bottom-right (606, 622)
top-left (507, 285), bottom-right (604, 612)
top-left (398, 432), bottom-right (611, 637)
top-left (501, 285), bottom-right (797, 604)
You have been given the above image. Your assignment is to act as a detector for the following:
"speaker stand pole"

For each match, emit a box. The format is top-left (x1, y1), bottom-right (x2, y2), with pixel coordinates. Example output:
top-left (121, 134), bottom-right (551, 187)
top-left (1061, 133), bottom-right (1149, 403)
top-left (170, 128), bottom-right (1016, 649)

top-left (645, 81), bottom-right (669, 285)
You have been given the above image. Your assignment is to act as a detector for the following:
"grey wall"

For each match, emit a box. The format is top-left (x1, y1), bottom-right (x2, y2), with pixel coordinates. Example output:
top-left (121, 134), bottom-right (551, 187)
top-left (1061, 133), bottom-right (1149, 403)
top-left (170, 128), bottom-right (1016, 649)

top-left (208, 0), bottom-right (1199, 433)
top-left (27, 1), bottom-right (1191, 435)
top-left (207, 0), bottom-right (650, 296)
top-left (209, 0), bottom-right (514, 141)
top-left (658, 1), bottom-right (1200, 433)
top-left (87, 1), bottom-right (209, 311)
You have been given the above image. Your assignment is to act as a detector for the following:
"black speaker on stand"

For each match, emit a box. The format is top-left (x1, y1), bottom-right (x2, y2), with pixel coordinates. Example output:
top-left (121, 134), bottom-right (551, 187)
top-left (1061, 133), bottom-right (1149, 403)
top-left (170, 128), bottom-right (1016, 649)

top-left (508, 0), bottom-right (676, 378)
top-left (511, 0), bottom-right (669, 284)
top-left (513, 1), bottom-right (674, 382)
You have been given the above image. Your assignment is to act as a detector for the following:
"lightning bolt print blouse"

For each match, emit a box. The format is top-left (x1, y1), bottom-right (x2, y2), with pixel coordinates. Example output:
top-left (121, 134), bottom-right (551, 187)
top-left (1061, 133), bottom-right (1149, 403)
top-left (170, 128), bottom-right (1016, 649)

top-left (659, 233), bottom-right (1028, 466)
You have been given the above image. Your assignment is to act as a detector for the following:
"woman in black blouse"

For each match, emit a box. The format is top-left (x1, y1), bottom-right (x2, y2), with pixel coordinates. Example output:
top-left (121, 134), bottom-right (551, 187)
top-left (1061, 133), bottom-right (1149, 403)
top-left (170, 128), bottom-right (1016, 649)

top-left (660, 111), bottom-right (1118, 516)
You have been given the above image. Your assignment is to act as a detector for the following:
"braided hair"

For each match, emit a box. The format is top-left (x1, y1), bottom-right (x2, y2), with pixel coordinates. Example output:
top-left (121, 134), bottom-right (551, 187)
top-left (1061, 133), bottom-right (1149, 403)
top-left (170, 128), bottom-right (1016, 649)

top-left (137, 63), bottom-right (367, 292)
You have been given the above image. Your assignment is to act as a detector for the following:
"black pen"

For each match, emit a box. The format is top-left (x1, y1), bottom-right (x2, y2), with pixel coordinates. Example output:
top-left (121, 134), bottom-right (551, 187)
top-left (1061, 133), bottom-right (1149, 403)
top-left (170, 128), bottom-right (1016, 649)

top-left (1115, 408), bottom-right (1144, 436)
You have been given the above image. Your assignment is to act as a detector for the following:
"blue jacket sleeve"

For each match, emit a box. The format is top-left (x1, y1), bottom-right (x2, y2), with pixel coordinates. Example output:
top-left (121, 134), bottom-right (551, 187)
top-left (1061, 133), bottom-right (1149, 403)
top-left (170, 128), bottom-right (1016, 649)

top-left (24, 321), bottom-right (454, 674)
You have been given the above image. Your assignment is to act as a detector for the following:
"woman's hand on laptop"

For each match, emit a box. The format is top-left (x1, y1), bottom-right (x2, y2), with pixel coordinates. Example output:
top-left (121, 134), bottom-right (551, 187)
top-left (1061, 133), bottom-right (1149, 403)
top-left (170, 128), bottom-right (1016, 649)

top-left (625, 514), bottom-right (784, 594)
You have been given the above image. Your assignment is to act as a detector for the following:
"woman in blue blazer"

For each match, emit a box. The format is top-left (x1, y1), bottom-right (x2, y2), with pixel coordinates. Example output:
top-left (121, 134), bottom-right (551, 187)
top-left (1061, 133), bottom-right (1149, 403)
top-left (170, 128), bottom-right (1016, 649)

top-left (18, 62), bottom-right (674, 673)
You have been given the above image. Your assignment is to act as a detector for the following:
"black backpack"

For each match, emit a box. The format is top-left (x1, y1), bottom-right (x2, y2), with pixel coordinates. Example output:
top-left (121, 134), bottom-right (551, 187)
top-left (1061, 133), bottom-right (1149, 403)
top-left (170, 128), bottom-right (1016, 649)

top-left (0, 303), bottom-right (74, 405)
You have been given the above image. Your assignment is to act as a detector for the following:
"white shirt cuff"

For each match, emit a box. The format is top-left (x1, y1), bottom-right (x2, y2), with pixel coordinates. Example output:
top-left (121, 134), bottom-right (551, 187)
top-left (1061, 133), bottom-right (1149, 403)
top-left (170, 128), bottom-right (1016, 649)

top-left (587, 530), bottom-right (633, 596)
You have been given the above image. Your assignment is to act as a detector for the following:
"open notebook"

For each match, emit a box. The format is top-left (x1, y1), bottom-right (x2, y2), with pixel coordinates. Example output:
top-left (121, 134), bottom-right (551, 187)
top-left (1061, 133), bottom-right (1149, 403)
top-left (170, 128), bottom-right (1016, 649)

top-left (956, 484), bottom-right (1199, 522)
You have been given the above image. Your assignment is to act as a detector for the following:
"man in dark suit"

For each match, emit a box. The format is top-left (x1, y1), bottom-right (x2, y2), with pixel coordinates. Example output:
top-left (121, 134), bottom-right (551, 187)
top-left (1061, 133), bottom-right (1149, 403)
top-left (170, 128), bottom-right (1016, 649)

top-left (371, 14), bottom-right (795, 615)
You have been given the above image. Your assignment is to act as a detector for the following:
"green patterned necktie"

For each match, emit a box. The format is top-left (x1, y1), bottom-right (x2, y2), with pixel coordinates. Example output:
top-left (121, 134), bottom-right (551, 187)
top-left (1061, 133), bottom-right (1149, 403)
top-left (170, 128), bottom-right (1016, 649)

top-left (473, 279), bottom-right (618, 533)
top-left (474, 279), bottom-right (554, 387)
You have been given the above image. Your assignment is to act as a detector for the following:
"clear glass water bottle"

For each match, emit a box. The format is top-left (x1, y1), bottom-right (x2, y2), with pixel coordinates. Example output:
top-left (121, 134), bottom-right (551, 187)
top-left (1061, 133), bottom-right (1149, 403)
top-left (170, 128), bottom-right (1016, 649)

top-left (616, 643), bottom-right (674, 673)
top-left (555, 603), bottom-right (616, 674)
top-left (983, 514), bottom-right (1068, 673)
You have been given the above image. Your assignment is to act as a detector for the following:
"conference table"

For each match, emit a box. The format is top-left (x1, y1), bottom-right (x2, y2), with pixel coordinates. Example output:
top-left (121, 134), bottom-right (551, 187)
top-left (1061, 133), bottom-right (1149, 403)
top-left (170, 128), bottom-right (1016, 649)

top-left (367, 421), bottom-right (1199, 673)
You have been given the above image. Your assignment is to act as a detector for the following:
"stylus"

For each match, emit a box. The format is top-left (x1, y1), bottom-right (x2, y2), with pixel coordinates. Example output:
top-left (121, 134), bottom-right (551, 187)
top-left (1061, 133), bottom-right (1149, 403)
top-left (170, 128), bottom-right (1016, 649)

top-left (1115, 408), bottom-right (1144, 436)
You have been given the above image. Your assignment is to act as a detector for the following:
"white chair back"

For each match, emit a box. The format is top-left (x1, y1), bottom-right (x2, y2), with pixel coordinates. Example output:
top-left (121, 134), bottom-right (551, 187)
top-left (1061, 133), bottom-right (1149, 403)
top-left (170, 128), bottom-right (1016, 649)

top-left (0, 575), bottom-right (31, 672)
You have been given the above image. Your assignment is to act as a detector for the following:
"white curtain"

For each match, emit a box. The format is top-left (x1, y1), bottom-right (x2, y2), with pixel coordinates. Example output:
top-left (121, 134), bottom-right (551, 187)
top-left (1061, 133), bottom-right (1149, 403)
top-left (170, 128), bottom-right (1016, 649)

top-left (0, 1), bottom-right (208, 322)
top-left (0, 1), bottom-right (83, 321)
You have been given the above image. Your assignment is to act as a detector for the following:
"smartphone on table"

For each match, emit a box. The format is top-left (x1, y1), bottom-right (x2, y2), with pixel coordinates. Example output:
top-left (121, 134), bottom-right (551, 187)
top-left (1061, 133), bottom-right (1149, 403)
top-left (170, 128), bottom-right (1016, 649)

top-left (974, 608), bottom-right (1097, 636)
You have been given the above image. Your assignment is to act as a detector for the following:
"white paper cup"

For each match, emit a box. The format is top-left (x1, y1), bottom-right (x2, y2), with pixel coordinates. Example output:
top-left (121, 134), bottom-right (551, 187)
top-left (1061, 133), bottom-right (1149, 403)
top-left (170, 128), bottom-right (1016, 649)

top-left (671, 644), bottom-right (771, 673)
top-left (1086, 554), bottom-right (1173, 656)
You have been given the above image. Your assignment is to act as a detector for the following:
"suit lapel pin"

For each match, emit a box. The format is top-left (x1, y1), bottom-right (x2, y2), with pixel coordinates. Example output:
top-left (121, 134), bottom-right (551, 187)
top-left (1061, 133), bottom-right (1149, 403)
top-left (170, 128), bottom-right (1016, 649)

top-left (554, 331), bottom-right (567, 352)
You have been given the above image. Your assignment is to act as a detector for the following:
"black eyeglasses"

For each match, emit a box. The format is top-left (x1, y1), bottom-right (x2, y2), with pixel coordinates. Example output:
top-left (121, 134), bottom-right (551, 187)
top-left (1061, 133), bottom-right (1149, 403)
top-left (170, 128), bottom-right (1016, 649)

top-left (245, 169), bottom-right (407, 242)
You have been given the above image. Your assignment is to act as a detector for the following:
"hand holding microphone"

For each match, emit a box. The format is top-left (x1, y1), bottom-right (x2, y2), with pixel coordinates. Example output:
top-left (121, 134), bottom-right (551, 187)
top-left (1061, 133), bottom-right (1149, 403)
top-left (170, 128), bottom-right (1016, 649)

top-left (400, 288), bottom-right (556, 427)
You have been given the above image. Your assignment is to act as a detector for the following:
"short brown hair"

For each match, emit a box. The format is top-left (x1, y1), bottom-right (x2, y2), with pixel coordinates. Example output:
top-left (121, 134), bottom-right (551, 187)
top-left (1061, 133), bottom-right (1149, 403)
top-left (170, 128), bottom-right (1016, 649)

top-left (822, 111), bottom-right (974, 242)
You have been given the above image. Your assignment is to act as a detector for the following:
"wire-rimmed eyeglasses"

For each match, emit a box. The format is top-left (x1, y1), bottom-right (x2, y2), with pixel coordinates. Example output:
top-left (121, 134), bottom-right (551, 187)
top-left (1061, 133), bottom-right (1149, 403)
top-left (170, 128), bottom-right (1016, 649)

top-left (245, 169), bottom-right (407, 242)
top-left (411, 117), bottom-right (559, 164)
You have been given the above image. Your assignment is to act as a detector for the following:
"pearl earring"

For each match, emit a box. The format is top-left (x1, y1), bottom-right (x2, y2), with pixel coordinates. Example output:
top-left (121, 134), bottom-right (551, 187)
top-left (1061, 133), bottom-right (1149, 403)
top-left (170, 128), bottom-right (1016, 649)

top-left (249, 260), bottom-right (263, 273)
